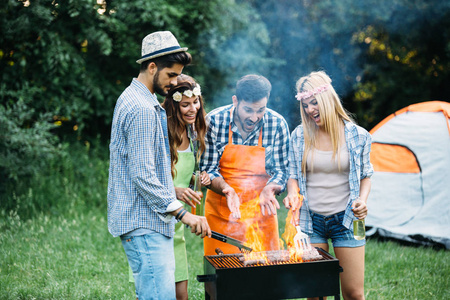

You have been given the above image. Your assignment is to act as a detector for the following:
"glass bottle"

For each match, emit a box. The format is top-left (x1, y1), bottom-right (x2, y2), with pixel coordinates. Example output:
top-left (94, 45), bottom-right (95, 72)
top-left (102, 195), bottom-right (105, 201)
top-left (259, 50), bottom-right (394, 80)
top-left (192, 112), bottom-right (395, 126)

top-left (353, 218), bottom-right (365, 240)
top-left (192, 171), bottom-right (202, 215)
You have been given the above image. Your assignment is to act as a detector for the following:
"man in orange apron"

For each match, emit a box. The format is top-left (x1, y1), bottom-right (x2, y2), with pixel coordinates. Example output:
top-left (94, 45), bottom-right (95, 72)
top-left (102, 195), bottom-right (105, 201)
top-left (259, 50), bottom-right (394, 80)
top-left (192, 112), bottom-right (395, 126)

top-left (201, 74), bottom-right (290, 255)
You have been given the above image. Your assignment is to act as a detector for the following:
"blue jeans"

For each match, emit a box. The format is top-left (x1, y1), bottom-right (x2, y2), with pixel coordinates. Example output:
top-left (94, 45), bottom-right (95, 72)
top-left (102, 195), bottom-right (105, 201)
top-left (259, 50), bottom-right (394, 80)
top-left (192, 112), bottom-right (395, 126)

top-left (310, 211), bottom-right (365, 248)
top-left (121, 231), bottom-right (176, 300)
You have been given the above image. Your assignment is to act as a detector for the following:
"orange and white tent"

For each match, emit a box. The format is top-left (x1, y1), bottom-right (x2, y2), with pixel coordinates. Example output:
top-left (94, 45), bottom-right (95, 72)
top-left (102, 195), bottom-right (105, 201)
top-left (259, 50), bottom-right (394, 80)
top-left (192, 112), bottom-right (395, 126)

top-left (366, 101), bottom-right (450, 249)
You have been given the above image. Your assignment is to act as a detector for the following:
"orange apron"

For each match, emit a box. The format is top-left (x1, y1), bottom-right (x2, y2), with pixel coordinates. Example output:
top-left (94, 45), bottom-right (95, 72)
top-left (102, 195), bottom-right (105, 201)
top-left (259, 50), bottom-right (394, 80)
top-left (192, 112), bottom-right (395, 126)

top-left (203, 110), bottom-right (279, 255)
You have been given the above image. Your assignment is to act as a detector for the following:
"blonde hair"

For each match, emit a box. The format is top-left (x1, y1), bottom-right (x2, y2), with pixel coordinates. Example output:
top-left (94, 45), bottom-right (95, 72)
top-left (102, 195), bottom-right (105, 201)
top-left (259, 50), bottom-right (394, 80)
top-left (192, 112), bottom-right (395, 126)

top-left (295, 71), bottom-right (354, 174)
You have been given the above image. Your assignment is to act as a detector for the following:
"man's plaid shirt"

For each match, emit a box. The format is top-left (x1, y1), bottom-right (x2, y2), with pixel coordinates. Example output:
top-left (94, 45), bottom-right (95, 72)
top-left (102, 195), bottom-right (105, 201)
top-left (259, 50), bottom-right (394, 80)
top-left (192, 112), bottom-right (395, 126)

top-left (107, 79), bottom-right (178, 238)
top-left (200, 104), bottom-right (290, 189)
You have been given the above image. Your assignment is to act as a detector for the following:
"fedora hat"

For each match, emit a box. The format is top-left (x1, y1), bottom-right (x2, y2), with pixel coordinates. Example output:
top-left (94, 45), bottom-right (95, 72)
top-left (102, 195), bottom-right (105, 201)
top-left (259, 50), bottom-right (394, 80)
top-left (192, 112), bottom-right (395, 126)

top-left (136, 31), bottom-right (188, 64)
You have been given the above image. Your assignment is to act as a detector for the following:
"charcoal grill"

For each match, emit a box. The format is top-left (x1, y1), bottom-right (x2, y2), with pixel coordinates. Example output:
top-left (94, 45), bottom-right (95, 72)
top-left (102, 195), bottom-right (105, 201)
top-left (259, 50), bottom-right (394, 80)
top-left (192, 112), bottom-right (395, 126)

top-left (197, 247), bottom-right (343, 300)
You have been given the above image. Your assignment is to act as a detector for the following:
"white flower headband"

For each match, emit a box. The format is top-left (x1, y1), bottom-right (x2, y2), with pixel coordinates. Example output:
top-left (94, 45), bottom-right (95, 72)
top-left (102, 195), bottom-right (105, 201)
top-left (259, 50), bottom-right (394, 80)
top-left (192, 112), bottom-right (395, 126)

top-left (295, 84), bottom-right (331, 101)
top-left (172, 85), bottom-right (202, 102)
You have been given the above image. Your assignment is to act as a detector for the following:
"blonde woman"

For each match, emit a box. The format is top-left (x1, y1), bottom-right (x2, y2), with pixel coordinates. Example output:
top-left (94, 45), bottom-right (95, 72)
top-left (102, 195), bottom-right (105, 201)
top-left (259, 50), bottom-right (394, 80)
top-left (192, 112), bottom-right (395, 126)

top-left (283, 71), bottom-right (373, 300)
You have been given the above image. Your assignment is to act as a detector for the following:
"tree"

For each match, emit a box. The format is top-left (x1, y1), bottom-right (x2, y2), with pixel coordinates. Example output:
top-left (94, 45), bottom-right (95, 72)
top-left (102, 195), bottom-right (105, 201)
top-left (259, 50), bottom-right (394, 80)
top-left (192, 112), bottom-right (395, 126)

top-left (0, 0), bottom-right (271, 198)
top-left (244, 0), bottom-right (450, 129)
top-left (1, 0), bottom-right (272, 137)
top-left (349, 2), bottom-right (450, 127)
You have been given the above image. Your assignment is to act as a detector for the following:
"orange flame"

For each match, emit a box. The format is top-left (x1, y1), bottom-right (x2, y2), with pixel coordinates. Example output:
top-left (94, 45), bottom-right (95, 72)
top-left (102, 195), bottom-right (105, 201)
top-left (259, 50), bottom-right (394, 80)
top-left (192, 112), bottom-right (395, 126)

top-left (280, 193), bottom-right (305, 261)
top-left (241, 194), bottom-right (268, 263)
top-left (240, 192), bottom-right (306, 263)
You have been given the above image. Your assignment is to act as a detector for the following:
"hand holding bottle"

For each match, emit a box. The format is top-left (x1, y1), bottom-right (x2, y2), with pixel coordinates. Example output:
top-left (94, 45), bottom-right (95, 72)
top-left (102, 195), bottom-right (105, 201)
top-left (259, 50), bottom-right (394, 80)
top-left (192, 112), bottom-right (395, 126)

top-left (351, 197), bottom-right (367, 219)
top-left (352, 197), bottom-right (367, 240)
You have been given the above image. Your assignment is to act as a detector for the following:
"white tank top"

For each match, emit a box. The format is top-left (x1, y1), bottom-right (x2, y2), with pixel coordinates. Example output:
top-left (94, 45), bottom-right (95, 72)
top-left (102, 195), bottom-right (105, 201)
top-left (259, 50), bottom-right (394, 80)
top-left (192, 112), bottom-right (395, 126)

top-left (178, 143), bottom-right (192, 153)
top-left (306, 144), bottom-right (350, 215)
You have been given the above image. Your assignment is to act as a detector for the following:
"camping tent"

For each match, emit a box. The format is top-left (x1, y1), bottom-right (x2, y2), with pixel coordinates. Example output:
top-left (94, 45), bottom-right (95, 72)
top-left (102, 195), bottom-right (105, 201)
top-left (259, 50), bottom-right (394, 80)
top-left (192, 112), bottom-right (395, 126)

top-left (365, 101), bottom-right (450, 249)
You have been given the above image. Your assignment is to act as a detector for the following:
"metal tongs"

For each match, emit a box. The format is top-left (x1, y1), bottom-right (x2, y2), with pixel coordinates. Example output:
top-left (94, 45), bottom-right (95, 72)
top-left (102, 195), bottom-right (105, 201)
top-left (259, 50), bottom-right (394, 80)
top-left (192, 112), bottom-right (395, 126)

top-left (294, 225), bottom-right (311, 252)
top-left (211, 230), bottom-right (253, 253)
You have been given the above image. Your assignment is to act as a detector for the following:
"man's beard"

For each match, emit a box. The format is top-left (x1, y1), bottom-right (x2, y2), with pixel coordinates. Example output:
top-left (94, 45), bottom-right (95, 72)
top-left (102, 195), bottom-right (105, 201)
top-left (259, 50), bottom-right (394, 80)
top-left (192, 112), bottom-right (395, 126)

top-left (235, 104), bottom-right (256, 133)
top-left (153, 71), bottom-right (169, 96)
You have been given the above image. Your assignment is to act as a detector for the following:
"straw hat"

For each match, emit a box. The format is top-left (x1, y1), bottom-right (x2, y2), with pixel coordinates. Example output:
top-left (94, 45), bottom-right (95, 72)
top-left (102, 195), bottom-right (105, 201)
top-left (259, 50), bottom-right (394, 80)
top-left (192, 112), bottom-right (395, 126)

top-left (136, 31), bottom-right (188, 64)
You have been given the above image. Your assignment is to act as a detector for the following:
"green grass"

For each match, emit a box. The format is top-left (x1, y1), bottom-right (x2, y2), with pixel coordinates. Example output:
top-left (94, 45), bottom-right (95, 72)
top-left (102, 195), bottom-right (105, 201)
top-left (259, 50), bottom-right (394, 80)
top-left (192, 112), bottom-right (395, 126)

top-left (0, 209), bottom-right (135, 299)
top-left (1, 204), bottom-right (449, 299)
top-left (1, 147), bottom-right (449, 299)
top-left (364, 239), bottom-right (449, 299)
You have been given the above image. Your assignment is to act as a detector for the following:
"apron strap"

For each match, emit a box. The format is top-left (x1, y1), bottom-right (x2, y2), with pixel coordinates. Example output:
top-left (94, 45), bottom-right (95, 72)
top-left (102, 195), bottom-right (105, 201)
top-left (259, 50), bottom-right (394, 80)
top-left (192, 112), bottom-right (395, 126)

top-left (257, 126), bottom-right (263, 147)
top-left (228, 108), bottom-right (263, 147)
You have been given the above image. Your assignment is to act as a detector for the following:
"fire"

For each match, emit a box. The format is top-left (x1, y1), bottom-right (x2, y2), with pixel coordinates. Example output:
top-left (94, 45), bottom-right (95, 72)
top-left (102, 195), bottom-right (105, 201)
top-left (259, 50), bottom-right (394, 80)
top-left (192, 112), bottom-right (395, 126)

top-left (241, 193), bottom-right (269, 263)
top-left (280, 193), bottom-right (305, 262)
top-left (280, 209), bottom-right (303, 261)
top-left (239, 192), bottom-right (311, 264)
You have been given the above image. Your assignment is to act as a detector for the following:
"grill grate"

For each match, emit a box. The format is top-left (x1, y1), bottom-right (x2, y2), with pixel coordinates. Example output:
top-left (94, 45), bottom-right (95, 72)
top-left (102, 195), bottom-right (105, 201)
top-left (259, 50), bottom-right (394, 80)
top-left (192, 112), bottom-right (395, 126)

top-left (199, 247), bottom-right (343, 300)
top-left (206, 250), bottom-right (330, 269)
top-left (209, 255), bottom-right (243, 269)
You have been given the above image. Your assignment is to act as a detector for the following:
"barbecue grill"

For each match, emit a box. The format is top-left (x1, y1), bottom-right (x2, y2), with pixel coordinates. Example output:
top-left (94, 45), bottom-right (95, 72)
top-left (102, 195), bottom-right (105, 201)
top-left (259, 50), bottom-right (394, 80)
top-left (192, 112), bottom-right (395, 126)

top-left (197, 247), bottom-right (343, 300)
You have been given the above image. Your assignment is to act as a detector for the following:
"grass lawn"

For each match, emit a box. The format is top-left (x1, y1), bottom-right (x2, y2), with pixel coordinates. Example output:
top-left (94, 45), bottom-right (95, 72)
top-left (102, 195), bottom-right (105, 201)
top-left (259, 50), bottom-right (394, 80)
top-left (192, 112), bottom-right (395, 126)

top-left (1, 204), bottom-right (448, 300)
top-left (0, 209), bottom-right (134, 299)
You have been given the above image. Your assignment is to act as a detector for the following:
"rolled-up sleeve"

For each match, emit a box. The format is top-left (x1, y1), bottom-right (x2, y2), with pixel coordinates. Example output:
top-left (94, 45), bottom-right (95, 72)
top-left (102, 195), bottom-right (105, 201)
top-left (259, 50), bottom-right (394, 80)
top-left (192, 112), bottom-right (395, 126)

top-left (360, 132), bottom-right (374, 179)
top-left (288, 128), bottom-right (300, 181)
top-left (266, 118), bottom-right (290, 188)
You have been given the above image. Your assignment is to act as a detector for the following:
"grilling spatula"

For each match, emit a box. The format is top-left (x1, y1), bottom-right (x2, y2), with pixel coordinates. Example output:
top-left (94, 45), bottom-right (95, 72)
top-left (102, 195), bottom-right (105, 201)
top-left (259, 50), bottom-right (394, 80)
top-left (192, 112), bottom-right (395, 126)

top-left (292, 194), bottom-right (311, 252)
top-left (294, 225), bottom-right (311, 252)
top-left (211, 231), bottom-right (253, 253)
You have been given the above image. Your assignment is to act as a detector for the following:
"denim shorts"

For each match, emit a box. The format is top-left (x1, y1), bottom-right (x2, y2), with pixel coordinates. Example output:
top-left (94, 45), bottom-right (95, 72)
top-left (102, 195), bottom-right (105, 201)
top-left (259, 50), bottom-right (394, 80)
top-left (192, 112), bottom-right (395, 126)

top-left (309, 210), bottom-right (365, 248)
top-left (121, 231), bottom-right (176, 300)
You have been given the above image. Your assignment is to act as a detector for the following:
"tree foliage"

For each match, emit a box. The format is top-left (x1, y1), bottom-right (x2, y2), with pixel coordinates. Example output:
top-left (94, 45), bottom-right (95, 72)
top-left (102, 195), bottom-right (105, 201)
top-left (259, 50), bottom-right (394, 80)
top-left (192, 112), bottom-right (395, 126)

top-left (0, 85), bottom-right (61, 190)
top-left (349, 2), bottom-right (450, 126)
top-left (244, 0), bottom-right (450, 128)
top-left (0, 0), bottom-right (271, 135)
top-left (1, 0), bottom-right (449, 203)
top-left (0, 0), bottom-right (269, 196)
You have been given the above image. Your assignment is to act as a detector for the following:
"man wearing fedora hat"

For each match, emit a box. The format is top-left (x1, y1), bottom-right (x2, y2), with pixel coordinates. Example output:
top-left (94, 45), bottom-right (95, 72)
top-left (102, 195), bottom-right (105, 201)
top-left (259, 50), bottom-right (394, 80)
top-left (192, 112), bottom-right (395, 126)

top-left (107, 31), bottom-right (211, 300)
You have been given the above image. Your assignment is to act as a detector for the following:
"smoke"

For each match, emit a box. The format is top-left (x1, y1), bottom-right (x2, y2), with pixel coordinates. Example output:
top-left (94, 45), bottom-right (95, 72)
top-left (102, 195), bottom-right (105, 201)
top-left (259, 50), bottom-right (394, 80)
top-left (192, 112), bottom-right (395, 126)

top-left (198, 0), bottom-right (450, 129)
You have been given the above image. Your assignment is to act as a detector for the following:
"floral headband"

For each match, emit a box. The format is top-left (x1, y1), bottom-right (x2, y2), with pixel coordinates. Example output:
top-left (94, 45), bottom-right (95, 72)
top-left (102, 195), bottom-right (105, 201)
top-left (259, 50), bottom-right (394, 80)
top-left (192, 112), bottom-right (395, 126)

top-left (172, 84), bottom-right (201, 102)
top-left (295, 84), bottom-right (331, 101)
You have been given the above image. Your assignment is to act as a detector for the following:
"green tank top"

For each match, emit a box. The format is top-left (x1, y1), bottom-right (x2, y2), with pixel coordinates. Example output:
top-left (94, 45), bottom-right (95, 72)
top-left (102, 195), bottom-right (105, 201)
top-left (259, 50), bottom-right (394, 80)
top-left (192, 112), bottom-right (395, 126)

top-left (173, 142), bottom-right (195, 189)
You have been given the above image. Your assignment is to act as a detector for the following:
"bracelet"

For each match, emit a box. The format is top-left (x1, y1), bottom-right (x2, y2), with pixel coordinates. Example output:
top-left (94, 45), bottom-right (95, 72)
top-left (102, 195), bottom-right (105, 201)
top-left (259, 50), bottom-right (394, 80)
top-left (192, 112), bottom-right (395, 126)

top-left (178, 209), bottom-right (188, 221)
top-left (175, 208), bottom-right (185, 221)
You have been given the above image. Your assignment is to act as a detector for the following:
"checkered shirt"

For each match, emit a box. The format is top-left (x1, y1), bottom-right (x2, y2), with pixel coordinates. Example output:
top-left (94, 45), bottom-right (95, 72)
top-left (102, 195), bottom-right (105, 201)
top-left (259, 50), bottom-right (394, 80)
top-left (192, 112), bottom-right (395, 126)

top-left (107, 79), bottom-right (178, 238)
top-left (200, 104), bottom-right (290, 189)
top-left (288, 120), bottom-right (374, 234)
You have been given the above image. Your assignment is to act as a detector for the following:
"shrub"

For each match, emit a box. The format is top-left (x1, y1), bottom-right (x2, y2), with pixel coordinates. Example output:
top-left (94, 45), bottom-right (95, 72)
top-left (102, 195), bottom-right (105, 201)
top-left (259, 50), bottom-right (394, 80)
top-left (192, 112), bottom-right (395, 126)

top-left (0, 85), bottom-right (62, 202)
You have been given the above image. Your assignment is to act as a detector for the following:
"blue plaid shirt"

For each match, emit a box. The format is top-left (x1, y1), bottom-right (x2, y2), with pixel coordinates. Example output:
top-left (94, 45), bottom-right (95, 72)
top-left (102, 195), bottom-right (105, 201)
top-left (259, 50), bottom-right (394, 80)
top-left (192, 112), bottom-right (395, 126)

top-left (200, 104), bottom-right (290, 189)
top-left (107, 79), bottom-right (179, 238)
top-left (288, 120), bottom-right (374, 234)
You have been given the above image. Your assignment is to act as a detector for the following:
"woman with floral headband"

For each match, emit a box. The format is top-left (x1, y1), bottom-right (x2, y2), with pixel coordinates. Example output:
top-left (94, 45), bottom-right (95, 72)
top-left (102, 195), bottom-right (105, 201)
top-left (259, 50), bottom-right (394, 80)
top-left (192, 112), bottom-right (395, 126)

top-left (129, 74), bottom-right (210, 300)
top-left (283, 71), bottom-right (373, 300)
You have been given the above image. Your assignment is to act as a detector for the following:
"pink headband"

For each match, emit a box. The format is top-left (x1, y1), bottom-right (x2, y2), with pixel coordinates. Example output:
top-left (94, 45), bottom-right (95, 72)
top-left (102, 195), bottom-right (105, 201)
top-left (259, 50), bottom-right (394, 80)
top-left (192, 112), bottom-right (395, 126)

top-left (295, 84), bottom-right (331, 101)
